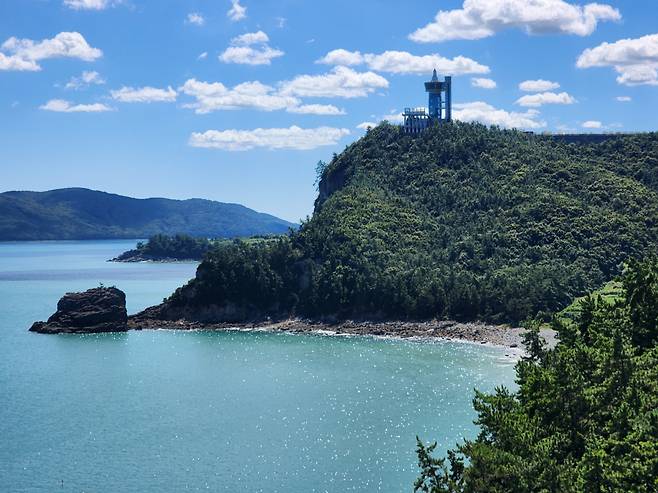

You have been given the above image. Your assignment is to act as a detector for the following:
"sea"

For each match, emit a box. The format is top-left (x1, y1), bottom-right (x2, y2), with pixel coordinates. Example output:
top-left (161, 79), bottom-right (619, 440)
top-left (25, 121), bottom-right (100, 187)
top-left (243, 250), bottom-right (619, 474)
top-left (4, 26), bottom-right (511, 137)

top-left (0, 240), bottom-right (517, 492)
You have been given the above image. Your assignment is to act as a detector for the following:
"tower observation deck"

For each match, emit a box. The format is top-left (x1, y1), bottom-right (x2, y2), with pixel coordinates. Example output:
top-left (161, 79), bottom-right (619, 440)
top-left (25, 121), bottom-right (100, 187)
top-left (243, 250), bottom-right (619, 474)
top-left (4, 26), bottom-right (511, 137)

top-left (403, 69), bottom-right (452, 134)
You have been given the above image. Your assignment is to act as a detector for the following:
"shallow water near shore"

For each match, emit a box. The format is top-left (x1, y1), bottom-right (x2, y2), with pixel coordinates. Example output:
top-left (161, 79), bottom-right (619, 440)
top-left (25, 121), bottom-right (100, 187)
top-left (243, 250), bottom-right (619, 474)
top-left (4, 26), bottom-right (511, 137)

top-left (0, 240), bottom-right (516, 492)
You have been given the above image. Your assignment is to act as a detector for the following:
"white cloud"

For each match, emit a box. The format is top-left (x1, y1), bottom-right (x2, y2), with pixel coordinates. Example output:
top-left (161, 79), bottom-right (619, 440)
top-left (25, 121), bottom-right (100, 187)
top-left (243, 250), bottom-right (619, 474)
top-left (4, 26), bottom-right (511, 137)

top-left (577, 33), bottom-right (658, 86)
top-left (357, 121), bottom-right (378, 130)
top-left (317, 49), bottom-right (366, 66)
top-left (189, 126), bottom-right (350, 151)
top-left (317, 49), bottom-right (489, 75)
top-left (515, 91), bottom-right (577, 107)
top-left (275, 17), bottom-right (287, 28)
top-left (219, 31), bottom-right (283, 65)
top-left (0, 53), bottom-right (39, 71)
top-left (227, 0), bottom-right (246, 22)
top-left (180, 79), bottom-right (299, 113)
top-left (287, 104), bottom-right (346, 115)
top-left (232, 31), bottom-right (270, 46)
top-left (381, 111), bottom-right (404, 124)
top-left (582, 120), bottom-right (602, 128)
top-left (279, 66), bottom-right (389, 98)
top-left (366, 51), bottom-right (488, 75)
top-left (111, 86), bottom-right (177, 103)
top-left (63, 0), bottom-right (118, 10)
top-left (453, 101), bottom-right (546, 129)
top-left (186, 13), bottom-right (205, 26)
top-left (65, 70), bottom-right (105, 90)
top-left (409, 0), bottom-right (620, 43)
top-left (219, 45), bottom-right (284, 65)
top-left (615, 65), bottom-right (658, 86)
top-left (616, 96), bottom-right (632, 102)
top-left (198, 52), bottom-right (208, 60)
top-left (471, 77), bottom-right (496, 89)
top-left (577, 33), bottom-right (658, 68)
top-left (355, 110), bottom-right (404, 130)
top-left (40, 98), bottom-right (112, 112)
top-left (180, 78), bottom-right (347, 115)
top-left (0, 32), bottom-right (102, 72)
top-left (519, 79), bottom-right (560, 92)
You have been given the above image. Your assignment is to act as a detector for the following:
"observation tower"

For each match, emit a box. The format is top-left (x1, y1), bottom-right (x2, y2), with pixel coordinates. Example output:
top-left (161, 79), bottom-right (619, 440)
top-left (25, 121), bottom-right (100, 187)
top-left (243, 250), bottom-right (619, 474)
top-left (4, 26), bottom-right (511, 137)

top-left (403, 69), bottom-right (452, 134)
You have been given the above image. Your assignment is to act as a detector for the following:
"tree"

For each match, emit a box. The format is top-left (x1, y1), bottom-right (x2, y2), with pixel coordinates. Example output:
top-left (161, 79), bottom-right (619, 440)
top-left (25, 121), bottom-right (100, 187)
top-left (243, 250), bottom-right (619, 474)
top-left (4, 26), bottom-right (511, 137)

top-left (414, 258), bottom-right (658, 492)
top-left (314, 160), bottom-right (328, 189)
top-left (163, 123), bottom-right (658, 324)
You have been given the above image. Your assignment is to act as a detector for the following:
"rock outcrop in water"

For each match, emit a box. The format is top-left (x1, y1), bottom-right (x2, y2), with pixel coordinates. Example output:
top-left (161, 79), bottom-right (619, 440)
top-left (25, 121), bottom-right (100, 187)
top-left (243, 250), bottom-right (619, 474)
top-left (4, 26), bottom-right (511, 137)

top-left (30, 287), bottom-right (128, 334)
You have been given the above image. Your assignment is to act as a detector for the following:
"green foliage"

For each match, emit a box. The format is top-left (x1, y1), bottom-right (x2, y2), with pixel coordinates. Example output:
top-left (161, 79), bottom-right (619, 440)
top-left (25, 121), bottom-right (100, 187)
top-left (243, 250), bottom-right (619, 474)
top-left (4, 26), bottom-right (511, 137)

top-left (116, 234), bottom-right (283, 261)
top-left (170, 236), bottom-right (303, 316)
top-left (558, 280), bottom-right (623, 323)
top-left (168, 122), bottom-right (658, 323)
top-left (314, 160), bottom-right (328, 189)
top-left (520, 320), bottom-right (547, 364)
top-left (415, 258), bottom-right (658, 492)
top-left (136, 234), bottom-right (214, 260)
top-left (415, 438), bottom-right (465, 493)
top-left (624, 258), bottom-right (658, 348)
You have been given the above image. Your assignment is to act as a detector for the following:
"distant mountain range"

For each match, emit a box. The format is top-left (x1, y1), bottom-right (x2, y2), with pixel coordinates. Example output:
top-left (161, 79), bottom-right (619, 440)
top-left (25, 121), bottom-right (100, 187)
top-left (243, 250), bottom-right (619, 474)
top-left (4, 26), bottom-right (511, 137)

top-left (0, 188), bottom-right (296, 241)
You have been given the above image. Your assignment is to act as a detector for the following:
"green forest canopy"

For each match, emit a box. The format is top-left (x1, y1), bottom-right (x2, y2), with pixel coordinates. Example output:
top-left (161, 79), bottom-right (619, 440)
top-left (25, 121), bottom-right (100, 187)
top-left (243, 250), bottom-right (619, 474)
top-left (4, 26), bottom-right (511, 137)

top-left (414, 257), bottom-right (658, 492)
top-left (114, 234), bottom-right (279, 261)
top-left (165, 122), bottom-right (658, 324)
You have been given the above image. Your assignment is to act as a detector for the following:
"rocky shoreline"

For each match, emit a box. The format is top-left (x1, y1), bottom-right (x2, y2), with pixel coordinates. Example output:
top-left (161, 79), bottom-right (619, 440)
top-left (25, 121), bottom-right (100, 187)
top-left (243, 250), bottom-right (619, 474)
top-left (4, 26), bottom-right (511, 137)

top-left (30, 287), bottom-right (557, 351)
top-left (109, 252), bottom-right (200, 263)
top-left (127, 315), bottom-right (557, 350)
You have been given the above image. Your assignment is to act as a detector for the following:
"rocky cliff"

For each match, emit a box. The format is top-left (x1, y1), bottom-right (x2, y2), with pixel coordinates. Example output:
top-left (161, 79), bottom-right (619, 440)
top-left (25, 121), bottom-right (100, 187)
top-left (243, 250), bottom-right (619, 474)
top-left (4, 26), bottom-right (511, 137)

top-left (30, 287), bottom-right (128, 334)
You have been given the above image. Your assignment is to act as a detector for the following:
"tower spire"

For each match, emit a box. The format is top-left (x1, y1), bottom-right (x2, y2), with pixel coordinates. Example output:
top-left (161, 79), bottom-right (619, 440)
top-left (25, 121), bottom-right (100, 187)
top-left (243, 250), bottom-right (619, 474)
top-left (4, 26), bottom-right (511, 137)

top-left (425, 69), bottom-right (442, 120)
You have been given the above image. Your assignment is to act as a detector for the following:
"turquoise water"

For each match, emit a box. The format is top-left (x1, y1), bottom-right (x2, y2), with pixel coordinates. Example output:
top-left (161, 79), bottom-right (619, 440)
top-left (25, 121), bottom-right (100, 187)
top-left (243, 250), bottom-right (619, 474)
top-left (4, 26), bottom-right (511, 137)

top-left (0, 241), bottom-right (517, 492)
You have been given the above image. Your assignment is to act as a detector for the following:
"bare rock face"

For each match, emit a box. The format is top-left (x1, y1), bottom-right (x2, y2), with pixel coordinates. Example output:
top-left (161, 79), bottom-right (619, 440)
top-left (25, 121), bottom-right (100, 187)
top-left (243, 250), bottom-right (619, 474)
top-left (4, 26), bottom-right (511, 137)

top-left (30, 287), bottom-right (128, 334)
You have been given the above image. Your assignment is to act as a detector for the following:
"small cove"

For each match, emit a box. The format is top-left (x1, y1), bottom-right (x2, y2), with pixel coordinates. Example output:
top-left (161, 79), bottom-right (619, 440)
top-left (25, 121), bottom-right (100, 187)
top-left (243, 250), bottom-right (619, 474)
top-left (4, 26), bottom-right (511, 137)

top-left (0, 240), bottom-right (517, 492)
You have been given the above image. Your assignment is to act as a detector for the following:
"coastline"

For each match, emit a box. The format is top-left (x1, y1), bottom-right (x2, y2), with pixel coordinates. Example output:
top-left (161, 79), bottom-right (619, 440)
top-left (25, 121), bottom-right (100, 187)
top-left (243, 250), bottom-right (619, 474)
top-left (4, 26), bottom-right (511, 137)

top-left (108, 252), bottom-right (201, 263)
top-left (127, 316), bottom-right (558, 351)
top-left (109, 256), bottom-right (200, 263)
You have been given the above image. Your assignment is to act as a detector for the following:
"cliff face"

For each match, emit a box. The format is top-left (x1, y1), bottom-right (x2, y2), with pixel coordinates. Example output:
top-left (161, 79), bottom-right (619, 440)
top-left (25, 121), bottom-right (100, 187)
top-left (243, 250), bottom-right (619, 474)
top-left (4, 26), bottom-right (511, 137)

top-left (147, 122), bottom-right (658, 324)
top-left (314, 161), bottom-right (351, 211)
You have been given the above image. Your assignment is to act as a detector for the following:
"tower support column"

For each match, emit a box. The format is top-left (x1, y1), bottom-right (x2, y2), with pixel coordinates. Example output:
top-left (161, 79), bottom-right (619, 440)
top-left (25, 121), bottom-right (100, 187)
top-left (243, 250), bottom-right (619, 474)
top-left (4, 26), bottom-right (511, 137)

top-left (445, 76), bottom-right (452, 122)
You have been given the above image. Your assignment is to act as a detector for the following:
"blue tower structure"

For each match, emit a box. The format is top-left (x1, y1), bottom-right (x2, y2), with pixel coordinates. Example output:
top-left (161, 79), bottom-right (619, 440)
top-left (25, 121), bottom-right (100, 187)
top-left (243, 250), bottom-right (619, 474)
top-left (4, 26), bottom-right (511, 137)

top-left (425, 69), bottom-right (442, 119)
top-left (403, 69), bottom-right (452, 134)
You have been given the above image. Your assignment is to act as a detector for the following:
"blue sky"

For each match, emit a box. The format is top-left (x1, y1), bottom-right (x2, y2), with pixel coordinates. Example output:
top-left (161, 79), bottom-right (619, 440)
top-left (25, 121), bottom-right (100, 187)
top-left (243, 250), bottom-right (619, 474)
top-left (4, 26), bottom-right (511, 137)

top-left (1, 0), bottom-right (657, 222)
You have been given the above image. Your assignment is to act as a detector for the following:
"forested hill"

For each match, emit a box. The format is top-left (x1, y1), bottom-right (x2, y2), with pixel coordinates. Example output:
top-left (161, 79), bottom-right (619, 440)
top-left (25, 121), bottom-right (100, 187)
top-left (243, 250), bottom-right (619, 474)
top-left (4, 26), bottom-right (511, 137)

top-left (159, 122), bottom-right (658, 324)
top-left (0, 188), bottom-right (296, 240)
